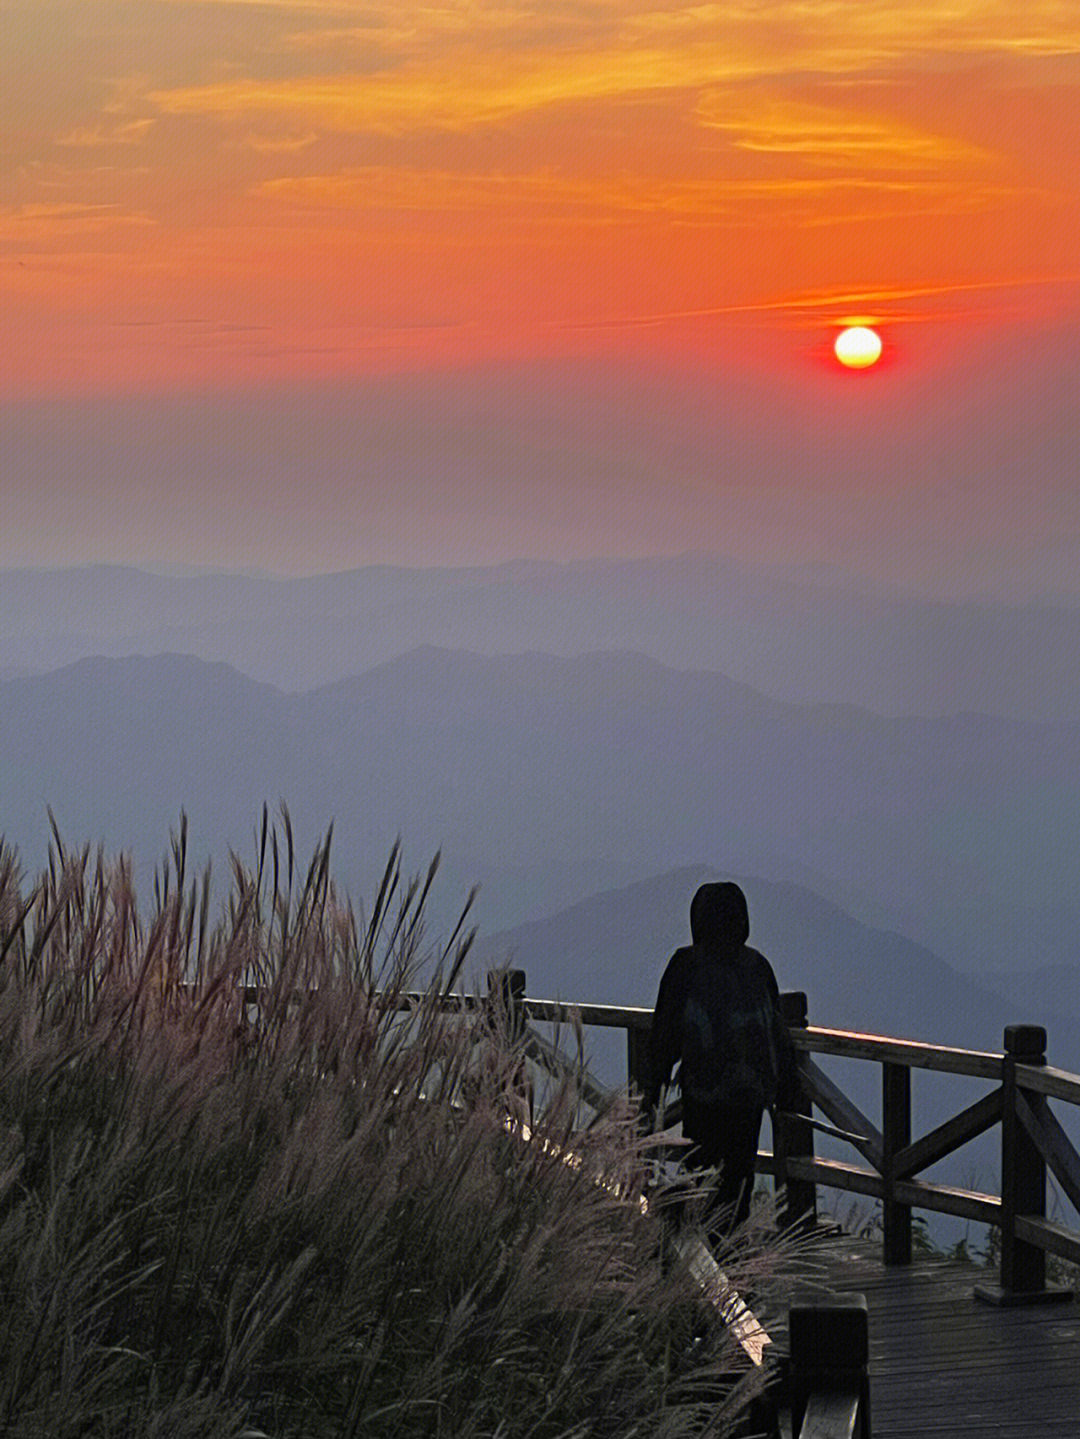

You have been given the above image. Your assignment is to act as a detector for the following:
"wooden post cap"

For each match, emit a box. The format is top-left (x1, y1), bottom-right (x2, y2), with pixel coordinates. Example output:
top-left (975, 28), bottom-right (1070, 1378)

top-left (487, 968), bottom-right (526, 999)
top-left (789, 1294), bottom-right (869, 1373)
top-left (781, 990), bottom-right (809, 1026)
top-left (1004, 1025), bottom-right (1047, 1059)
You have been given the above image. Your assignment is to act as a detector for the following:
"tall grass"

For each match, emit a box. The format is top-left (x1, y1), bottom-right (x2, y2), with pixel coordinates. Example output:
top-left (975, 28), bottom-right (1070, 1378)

top-left (0, 814), bottom-right (775, 1437)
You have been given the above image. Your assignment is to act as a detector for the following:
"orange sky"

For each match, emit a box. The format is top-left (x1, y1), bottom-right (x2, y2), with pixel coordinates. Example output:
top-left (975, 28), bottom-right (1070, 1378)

top-left (5, 0), bottom-right (1080, 396)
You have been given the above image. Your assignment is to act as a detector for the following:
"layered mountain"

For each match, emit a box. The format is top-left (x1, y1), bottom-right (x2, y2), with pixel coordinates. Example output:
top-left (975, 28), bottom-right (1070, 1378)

top-left (470, 868), bottom-right (1080, 1209)
top-left (4, 556), bottom-right (1080, 721)
top-left (470, 867), bottom-right (1039, 1053)
top-left (2, 647), bottom-right (1078, 979)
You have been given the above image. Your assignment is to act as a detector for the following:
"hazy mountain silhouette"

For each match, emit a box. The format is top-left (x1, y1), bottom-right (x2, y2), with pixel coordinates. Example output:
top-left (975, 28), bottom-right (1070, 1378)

top-left (5, 556), bottom-right (1080, 720)
top-left (3, 647), bottom-right (1079, 979)
top-left (470, 866), bottom-right (1080, 1209)
top-left (470, 866), bottom-right (1029, 1047)
top-left (0, 654), bottom-right (287, 879)
top-left (980, 962), bottom-right (1080, 1025)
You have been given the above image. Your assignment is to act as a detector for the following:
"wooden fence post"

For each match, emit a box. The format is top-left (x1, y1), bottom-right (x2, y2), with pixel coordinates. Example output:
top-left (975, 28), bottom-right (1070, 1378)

top-left (487, 968), bottom-right (530, 1129)
top-left (976, 1024), bottom-right (1070, 1306)
top-left (487, 968), bottom-right (526, 1041)
top-left (882, 1062), bottom-right (912, 1266)
top-left (627, 1022), bottom-right (650, 1100)
top-left (789, 1294), bottom-right (870, 1438)
top-left (779, 991), bottom-right (816, 1229)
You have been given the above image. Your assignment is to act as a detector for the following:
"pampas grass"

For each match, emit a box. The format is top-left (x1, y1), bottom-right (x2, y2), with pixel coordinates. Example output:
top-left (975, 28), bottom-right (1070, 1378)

top-left (0, 812), bottom-right (776, 1437)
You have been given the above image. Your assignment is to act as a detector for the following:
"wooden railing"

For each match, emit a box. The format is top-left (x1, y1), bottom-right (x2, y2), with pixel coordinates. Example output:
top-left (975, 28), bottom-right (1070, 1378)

top-left (231, 965), bottom-right (1080, 1434)
top-left (502, 976), bottom-right (1080, 1308)
top-left (222, 956), bottom-right (1080, 1433)
top-left (499, 975), bottom-right (874, 1437)
top-left (777, 992), bottom-right (1080, 1305)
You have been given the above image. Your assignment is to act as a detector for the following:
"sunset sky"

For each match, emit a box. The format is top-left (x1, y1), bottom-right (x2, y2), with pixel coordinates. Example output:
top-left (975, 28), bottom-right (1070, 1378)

top-left (4, 1), bottom-right (1080, 585)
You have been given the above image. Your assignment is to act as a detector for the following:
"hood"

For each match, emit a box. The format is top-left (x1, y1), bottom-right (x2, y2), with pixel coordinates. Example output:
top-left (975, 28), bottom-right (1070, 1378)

top-left (690, 881), bottom-right (749, 953)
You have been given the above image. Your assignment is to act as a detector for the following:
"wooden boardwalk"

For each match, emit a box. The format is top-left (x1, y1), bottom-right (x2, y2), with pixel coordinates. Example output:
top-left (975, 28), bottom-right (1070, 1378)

top-left (778, 1233), bottom-right (1080, 1438)
top-left (521, 990), bottom-right (1080, 1436)
top-left (392, 978), bottom-right (1080, 1436)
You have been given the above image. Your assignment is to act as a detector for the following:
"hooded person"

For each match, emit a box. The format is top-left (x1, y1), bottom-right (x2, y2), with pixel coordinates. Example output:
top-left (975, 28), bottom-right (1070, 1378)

top-left (644, 881), bottom-right (797, 1233)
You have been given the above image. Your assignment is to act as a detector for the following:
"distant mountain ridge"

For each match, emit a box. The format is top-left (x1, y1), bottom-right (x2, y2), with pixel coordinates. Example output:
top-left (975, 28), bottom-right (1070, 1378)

top-left (470, 866), bottom-right (1080, 1170)
top-left (5, 556), bottom-right (1080, 720)
top-left (471, 865), bottom-right (1045, 1052)
top-left (2, 646), bottom-right (1078, 979)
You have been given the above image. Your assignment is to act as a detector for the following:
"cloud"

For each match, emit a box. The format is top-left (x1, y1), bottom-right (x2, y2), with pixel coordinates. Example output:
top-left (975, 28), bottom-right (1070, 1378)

top-left (695, 92), bottom-right (994, 170)
top-left (0, 203), bottom-right (156, 244)
top-left (144, 0), bottom-right (1080, 139)
top-left (237, 130), bottom-right (320, 152)
top-left (251, 164), bottom-right (1029, 231)
top-left (148, 46), bottom-right (718, 135)
top-left (273, 3), bottom-right (622, 56)
top-left (253, 166), bottom-right (735, 218)
top-left (562, 272), bottom-right (1080, 332)
top-left (622, 2), bottom-right (1080, 65)
top-left (57, 119), bottom-right (157, 148)
top-left (276, 23), bottom-right (421, 55)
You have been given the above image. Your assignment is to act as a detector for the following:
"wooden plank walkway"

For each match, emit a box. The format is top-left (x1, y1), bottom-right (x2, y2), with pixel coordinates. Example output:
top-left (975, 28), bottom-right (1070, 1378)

top-left (776, 1234), bottom-right (1080, 1438)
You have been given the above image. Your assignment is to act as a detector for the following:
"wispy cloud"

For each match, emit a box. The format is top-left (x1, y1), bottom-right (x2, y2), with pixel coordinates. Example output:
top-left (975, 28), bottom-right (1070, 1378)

top-left (236, 130), bottom-right (320, 153)
top-left (252, 164), bottom-right (1023, 226)
top-left (622, 2), bottom-right (1080, 64)
top-left (145, 0), bottom-right (1080, 138)
top-left (148, 46), bottom-right (715, 134)
top-left (560, 272), bottom-right (1080, 331)
top-left (130, 0), bottom-right (1080, 56)
top-left (695, 92), bottom-right (993, 170)
top-left (0, 203), bottom-right (156, 241)
top-left (253, 166), bottom-right (735, 218)
top-left (57, 119), bottom-right (157, 148)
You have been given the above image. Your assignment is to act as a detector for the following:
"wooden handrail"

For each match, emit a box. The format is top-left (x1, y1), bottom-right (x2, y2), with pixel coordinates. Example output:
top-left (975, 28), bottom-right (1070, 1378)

top-left (793, 1025), bottom-right (1003, 1079)
top-left (514, 985), bottom-right (1080, 1305)
top-left (1016, 1063), bottom-right (1080, 1105)
top-left (222, 973), bottom-right (1080, 1304)
top-left (522, 997), bottom-right (653, 1030)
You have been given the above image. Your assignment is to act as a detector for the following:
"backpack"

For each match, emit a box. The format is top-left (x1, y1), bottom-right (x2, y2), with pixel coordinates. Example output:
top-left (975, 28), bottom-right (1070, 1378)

top-left (678, 948), bottom-right (780, 1111)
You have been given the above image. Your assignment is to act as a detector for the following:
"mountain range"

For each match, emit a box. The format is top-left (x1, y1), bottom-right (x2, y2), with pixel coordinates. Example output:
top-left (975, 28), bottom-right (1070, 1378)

top-left (4, 557), bottom-right (1080, 720)
top-left (470, 867), bottom-right (1080, 1220)
top-left (471, 864), bottom-right (1080, 1084)
top-left (4, 638), bottom-right (1079, 1222)
top-left (3, 646), bottom-right (1078, 983)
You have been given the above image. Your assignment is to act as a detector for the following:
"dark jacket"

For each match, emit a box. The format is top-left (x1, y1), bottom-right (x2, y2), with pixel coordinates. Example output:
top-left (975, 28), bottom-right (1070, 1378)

top-left (644, 882), bottom-right (797, 1115)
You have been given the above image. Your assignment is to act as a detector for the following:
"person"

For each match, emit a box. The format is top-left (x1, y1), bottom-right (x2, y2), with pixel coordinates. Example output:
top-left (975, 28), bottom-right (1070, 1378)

top-left (643, 881), bottom-right (796, 1234)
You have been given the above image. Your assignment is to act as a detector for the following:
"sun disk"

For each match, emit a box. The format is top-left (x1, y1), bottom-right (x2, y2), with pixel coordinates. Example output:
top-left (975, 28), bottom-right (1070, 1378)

top-left (834, 325), bottom-right (883, 369)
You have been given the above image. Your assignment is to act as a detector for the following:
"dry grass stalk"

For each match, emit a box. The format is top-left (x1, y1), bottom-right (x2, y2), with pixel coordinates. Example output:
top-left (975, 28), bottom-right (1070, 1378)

top-left (0, 812), bottom-right (784, 1437)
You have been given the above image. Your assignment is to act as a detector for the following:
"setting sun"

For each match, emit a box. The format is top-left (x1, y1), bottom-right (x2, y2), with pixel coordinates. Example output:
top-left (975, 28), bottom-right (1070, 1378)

top-left (834, 325), bottom-right (884, 369)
